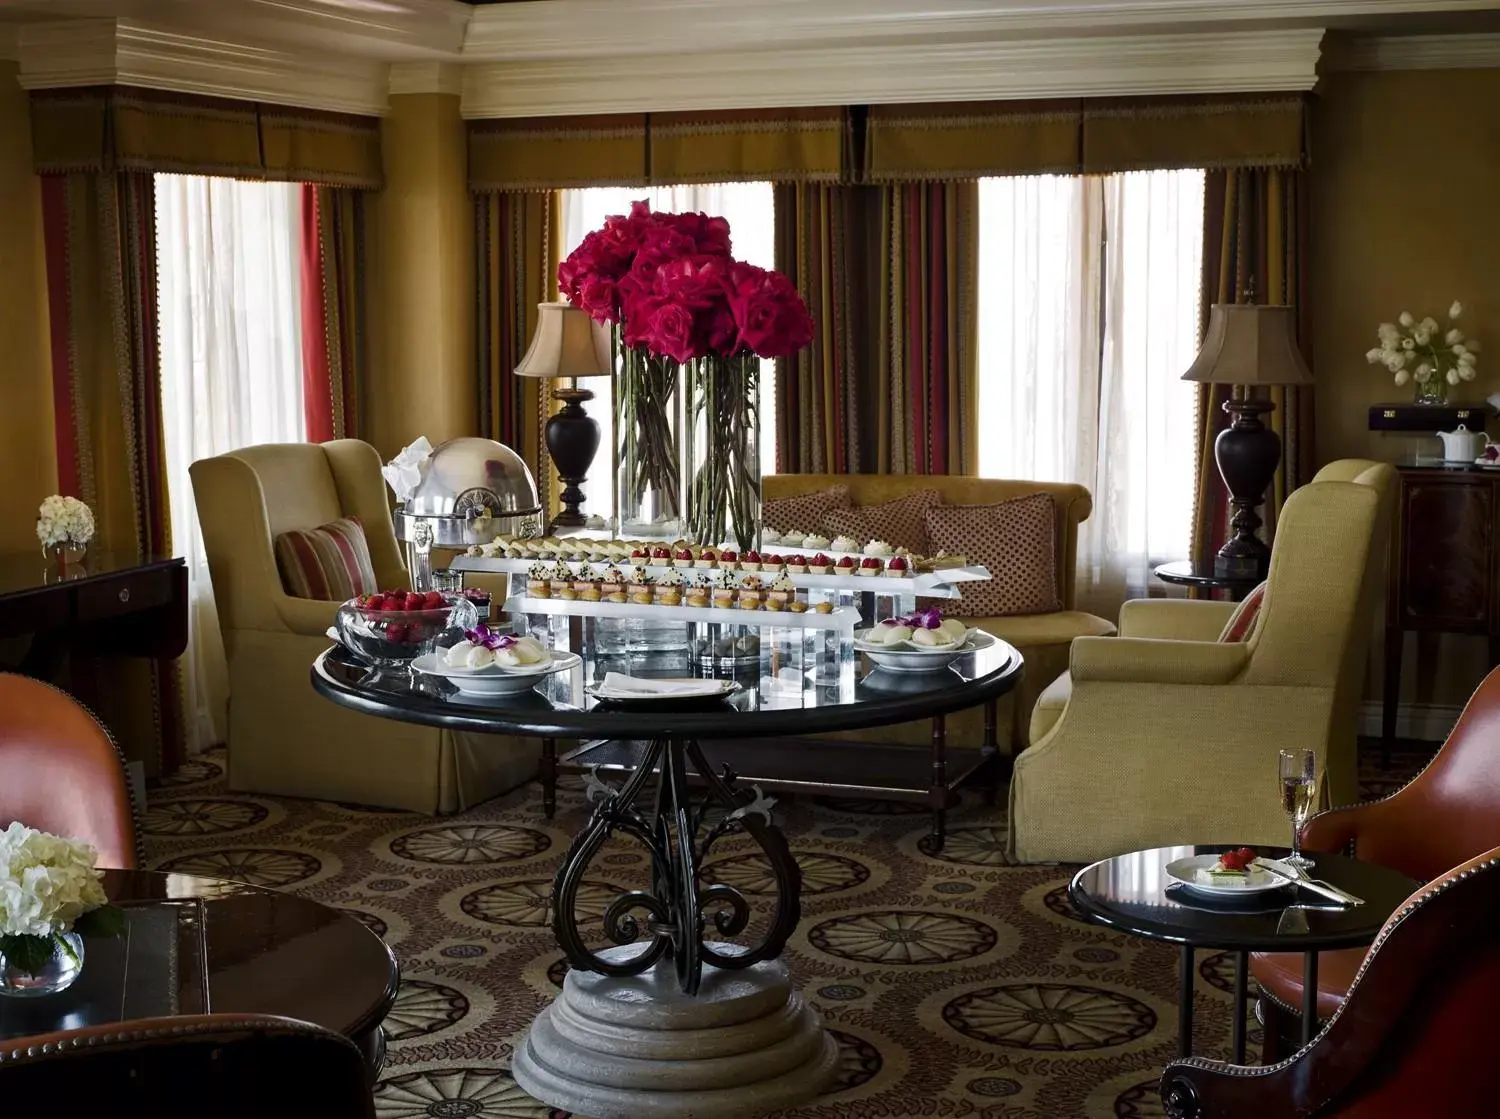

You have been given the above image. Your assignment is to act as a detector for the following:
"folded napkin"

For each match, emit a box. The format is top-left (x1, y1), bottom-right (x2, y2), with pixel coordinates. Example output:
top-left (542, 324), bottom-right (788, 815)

top-left (600, 673), bottom-right (726, 698)
top-left (382, 436), bottom-right (433, 502)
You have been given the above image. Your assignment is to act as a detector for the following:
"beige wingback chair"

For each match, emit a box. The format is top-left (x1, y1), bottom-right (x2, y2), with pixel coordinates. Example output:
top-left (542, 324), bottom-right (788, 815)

top-left (1009, 460), bottom-right (1395, 864)
top-left (190, 440), bottom-right (537, 812)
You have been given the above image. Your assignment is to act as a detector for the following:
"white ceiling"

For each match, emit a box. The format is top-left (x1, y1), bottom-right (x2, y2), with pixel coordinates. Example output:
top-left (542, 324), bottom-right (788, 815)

top-left (1, 0), bottom-right (1496, 117)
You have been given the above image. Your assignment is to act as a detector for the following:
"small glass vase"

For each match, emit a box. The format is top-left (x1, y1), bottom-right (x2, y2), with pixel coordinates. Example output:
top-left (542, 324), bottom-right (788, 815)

top-left (683, 352), bottom-right (762, 553)
top-left (47, 542), bottom-right (88, 568)
top-left (614, 328), bottom-right (682, 539)
top-left (1413, 378), bottom-right (1449, 406)
top-left (0, 932), bottom-right (85, 997)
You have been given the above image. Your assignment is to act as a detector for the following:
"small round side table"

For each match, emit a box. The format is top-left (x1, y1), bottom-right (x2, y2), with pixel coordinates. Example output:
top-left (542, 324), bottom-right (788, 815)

top-left (1069, 845), bottom-right (1417, 1062)
top-left (1152, 560), bottom-right (1261, 603)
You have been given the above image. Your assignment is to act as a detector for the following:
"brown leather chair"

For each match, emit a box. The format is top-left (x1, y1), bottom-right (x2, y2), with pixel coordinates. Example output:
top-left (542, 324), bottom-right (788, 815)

top-left (0, 673), bottom-right (140, 868)
top-left (0, 1013), bottom-right (374, 1118)
top-left (1250, 663), bottom-right (1500, 1053)
top-left (1160, 845), bottom-right (1500, 1118)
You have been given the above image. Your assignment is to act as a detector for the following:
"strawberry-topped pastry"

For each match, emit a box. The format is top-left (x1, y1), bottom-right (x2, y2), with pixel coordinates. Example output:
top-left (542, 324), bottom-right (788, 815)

top-left (857, 556), bottom-right (883, 577)
top-left (741, 549), bottom-right (763, 572)
top-left (835, 555), bottom-right (857, 572)
top-left (719, 549), bottom-right (738, 571)
top-left (784, 554), bottom-right (807, 574)
top-left (696, 547), bottom-right (719, 569)
top-left (885, 555), bottom-right (909, 577)
top-left (651, 545), bottom-right (672, 564)
top-left (1202, 847), bottom-right (1260, 885)
top-left (630, 546), bottom-right (649, 562)
top-left (672, 545), bottom-right (695, 568)
top-left (807, 553), bottom-right (833, 575)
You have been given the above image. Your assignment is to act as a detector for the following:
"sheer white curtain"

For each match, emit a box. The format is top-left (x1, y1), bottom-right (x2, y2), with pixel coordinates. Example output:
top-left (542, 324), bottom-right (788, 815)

top-left (156, 174), bottom-right (305, 753)
top-left (560, 184), bottom-right (776, 527)
top-left (977, 169), bottom-right (1204, 617)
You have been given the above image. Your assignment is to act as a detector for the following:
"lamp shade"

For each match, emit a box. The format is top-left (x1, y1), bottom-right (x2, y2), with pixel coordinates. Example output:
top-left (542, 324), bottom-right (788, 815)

top-left (514, 302), bottom-right (612, 379)
top-left (1181, 304), bottom-right (1314, 387)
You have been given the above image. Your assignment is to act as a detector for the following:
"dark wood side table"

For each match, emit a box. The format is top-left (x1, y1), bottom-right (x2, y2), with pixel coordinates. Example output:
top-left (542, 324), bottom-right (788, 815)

top-left (0, 552), bottom-right (188, 677)
top-left (1383, 464), bottom-right (1500, 762)
top-left (1153, 559), bottom-right (1260, 603)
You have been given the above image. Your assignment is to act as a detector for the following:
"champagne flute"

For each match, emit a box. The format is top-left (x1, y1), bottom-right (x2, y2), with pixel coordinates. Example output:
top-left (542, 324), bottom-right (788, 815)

top-left (1278, 748), bottom-right (1317, 869)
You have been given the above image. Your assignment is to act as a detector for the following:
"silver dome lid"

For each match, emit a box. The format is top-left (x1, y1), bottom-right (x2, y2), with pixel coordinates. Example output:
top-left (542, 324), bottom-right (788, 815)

top-left (395, 437), bottom-right (542, 546)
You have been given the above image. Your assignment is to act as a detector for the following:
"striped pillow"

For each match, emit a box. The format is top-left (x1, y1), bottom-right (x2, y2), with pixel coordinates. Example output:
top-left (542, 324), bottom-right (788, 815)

top-left (274, 516), bottom-right (379, 601)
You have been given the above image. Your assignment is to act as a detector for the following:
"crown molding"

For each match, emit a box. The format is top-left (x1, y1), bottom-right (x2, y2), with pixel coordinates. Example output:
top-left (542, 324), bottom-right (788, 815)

top-left (461, 28), bottom-right (1325, 118)
top-left (463, 0), bottom-right (1491, 61)
top-left (389, 60), bottom-right (463, 96)
top-left (16, 19), bottom-right (391, 116)
top-left (1324, 32), bottom-right (1500, 70)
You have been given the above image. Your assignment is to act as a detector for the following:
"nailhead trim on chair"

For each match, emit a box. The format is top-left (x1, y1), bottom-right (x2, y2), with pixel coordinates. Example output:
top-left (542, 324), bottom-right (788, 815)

top-left (1169, 851), bottom-right (1500, 1079)
top-left (0, 1015), bottom-right (348, 1062)
top-left (17, 675), bottom-right (147, 869)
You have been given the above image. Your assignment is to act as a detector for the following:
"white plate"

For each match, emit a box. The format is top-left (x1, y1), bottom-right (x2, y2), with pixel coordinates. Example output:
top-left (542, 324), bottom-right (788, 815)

top-left (412, 651), bottom-right (580, 695)
top-left (1164, 854), bottom-right (1297, 898)
top-left (854, 629), bottom-right (994, 673)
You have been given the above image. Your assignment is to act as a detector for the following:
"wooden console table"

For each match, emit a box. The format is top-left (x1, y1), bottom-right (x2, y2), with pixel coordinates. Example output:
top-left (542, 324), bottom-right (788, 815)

top-left (1383, 464), bottom-right (1500, 760)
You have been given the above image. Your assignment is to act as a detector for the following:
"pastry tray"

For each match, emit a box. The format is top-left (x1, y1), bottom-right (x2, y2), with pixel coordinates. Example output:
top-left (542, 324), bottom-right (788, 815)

top-left (502, 595), bottom-right (859, 633)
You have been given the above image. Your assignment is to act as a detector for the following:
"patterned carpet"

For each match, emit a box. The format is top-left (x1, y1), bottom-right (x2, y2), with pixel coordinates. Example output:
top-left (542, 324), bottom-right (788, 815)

top-left (142, 742), bottom-right (1430, 1119)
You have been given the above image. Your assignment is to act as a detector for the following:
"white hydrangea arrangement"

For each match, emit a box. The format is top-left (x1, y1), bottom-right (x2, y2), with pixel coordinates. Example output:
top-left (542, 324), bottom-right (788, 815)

top-left (1366, 300), bottom-right (1480, 397)
top-left (0, 823), bottom-right (122, 979)
top-left (36, 494), bottom-right (96, 552)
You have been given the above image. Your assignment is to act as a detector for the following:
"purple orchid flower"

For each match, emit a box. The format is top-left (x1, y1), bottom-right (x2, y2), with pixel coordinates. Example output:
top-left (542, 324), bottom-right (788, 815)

top-left (464, 624), bottom-right (517, 651)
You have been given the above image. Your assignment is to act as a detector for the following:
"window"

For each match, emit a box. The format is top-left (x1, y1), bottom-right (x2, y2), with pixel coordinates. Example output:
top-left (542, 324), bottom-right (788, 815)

top-left (559, 184), bottom-right (776, 527)
top-left (157, 175), bottom-right (306, 751)
top-left (977, 169), bottom-right (1204, 610)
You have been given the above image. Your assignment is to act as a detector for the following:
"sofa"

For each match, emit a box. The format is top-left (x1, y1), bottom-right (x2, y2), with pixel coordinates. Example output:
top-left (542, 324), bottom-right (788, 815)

top-left (190, 440), bottom-right (538, 813)
top-left (1009, 461), bottom-right (1396, 864)
top-left (762, 473), bottom-right (1116, 758)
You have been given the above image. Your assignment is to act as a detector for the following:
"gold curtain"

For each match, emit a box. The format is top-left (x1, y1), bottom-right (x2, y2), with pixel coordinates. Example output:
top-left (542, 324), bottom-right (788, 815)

top-left (773, 184), bottom-right (869, 473)
top-left (476, 191), bottom-right (562, 511)
top-left (873, 182), bottom-right (980, 475)
top-left (30, 86), bottom-right (382, 187)
top-left (39, 171), bottom-right (185, 776)
top-left (865, 100), bottom-right (1083, 181)
top-left (1190, 166), bottom-right (1313, 566)
top-left (1082, 95), bottom-right (1306, 173)
top-left (300, 186), bottom-right (368, 441)
top-left (650, 108), bottom-right (849, 184)
top-left (469, 114), bottom-right (648, 192)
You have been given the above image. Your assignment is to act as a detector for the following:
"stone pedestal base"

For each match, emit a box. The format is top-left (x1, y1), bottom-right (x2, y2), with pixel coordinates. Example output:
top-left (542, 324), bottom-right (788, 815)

top-left (514, 946), bottom-right (838, 1118)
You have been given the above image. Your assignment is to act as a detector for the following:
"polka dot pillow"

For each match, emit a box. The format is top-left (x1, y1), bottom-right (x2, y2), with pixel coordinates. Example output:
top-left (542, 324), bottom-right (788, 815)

top-left (924, 495), bottom-right (1062, 617)
top-left (762, 486), bottom-right (850, 536)
top-left (820, 490), bottom-right (943, 557)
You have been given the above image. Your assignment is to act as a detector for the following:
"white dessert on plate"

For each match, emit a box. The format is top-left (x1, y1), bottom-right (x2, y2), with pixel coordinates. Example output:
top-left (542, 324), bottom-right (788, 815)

top-left (829, 534), bottom-right (860, 553)
top-left (863, 539), bottom-right (894, 557)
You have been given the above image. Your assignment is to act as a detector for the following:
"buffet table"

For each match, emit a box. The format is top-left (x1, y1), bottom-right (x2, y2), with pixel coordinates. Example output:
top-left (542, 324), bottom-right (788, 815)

top-left (310, 631), bottom-right (1021, 1116)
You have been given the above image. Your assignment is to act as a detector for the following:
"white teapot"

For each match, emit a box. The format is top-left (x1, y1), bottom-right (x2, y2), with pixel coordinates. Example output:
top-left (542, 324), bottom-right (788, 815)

top-left (1439, 423), bottom-right (1488, 462)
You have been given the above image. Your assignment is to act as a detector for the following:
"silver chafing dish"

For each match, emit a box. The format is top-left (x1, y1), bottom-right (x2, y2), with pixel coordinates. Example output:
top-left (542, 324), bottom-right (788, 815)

top-left (394, 437), bottom-right (542, 589)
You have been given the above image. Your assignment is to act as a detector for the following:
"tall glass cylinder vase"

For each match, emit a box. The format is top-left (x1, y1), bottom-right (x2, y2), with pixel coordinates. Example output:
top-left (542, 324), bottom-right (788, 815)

top-left (683, 352), bottom-right (761, 552)
top-left (614, 328), bottom-right (682, 540)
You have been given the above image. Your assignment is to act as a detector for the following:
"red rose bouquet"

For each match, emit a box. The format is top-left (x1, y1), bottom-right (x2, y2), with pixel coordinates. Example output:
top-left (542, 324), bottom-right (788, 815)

top-left (559, 203), bottom-right (814, 548)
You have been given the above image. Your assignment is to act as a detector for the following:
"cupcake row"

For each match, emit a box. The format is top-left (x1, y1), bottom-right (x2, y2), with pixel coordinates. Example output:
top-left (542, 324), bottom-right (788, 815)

top-left (521, 563), bottom-right (835, 614)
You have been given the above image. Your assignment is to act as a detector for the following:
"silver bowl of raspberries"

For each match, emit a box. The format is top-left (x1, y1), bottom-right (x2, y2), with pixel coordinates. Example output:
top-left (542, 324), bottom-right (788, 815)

top-left (334, 589), bottom-right (479, 667)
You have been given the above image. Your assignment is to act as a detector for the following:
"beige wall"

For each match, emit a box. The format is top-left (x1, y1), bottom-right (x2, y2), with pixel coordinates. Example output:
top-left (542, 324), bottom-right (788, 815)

top-left (364, 92), bottom-right (475, 462)
top-left (1311, 67), bottom-right (1500, 708)
top-left (0, 62), bottom-right (56, 552)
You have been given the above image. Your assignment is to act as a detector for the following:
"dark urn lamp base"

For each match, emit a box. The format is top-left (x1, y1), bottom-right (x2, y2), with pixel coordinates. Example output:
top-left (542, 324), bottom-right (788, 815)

top-left (545, 386), bottom-right (601, 530)
top-left (1213, 393), bottom-right (1280, 583)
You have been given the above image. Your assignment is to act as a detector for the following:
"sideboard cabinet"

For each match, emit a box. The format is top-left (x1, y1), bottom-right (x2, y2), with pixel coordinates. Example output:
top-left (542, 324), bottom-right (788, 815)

top-left (1383, 465), bottom-right (1500, 751)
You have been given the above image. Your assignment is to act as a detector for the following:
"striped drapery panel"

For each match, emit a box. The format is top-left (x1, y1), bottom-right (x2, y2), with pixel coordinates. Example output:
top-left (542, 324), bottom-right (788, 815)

top-left (300, 185), bottom-right (368, 442)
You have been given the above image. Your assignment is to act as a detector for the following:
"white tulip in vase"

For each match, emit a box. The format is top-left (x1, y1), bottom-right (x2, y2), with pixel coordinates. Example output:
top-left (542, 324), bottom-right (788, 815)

top-left (1366, 300), bottom-right (1480, 406)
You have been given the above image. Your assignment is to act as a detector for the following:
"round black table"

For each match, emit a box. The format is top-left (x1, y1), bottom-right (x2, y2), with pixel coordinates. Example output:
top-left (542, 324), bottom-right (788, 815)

top-left (1152, 560), bottom-right (1261, 602)
top-left (1069, 845), bottom-right (1418, 1062)
top-left (0, 870), bottom-right (399, 1082)
top-left (312, 637), bottom-right (1023, 997)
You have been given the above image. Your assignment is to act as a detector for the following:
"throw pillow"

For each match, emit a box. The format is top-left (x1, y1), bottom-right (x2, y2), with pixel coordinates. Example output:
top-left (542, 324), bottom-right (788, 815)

top-left (762, 486), bottom-right (850, 536)
top-left (1218, 581), bottom-right (1268, 642)
top-left (820, 489), bottom-right (943, 556)
top-left (274, 515), bottom-right (379, 601)
top-left (923, 494), bottom-right (1062, 617)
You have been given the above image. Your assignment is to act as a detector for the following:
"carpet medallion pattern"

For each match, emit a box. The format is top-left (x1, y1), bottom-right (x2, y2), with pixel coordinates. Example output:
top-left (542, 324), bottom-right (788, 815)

top-left (143, 745), bottom-right (1427, 1119)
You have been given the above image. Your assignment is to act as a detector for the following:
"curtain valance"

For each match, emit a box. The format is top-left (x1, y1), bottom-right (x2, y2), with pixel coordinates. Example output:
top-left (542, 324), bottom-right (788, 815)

top-left (864, 101), bottom-right (1083, 182)
top-left (1081, 95), bottom-right (1306, 173)
top-left (469, 114), bottom-right (649, 192)
top-left (29, 87), bottom-right (384, 189)
top-left (649, 107), bottom-right (849, 185)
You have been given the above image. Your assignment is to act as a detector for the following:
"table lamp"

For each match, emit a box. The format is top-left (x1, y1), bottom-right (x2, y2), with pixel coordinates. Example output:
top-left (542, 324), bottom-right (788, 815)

top-left (515, 302), bottom-right (612, 529)
top-left (1182, 303), bottom-right (1314, 581)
